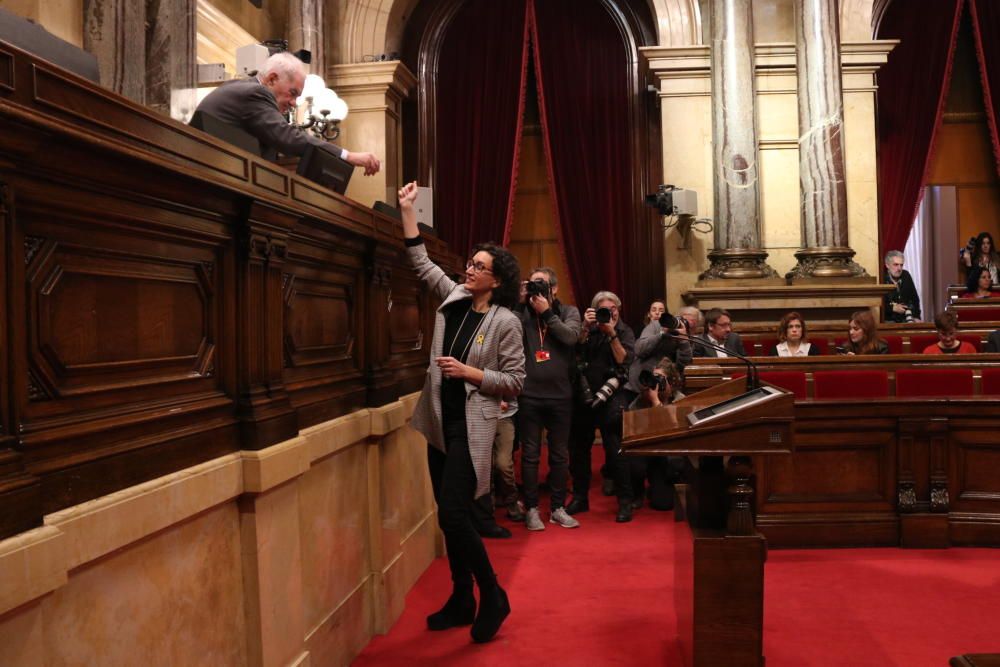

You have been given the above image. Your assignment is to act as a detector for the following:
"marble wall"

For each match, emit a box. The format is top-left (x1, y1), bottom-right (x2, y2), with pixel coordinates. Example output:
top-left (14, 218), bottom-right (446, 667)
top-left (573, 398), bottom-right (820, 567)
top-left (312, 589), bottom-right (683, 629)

top-left (0, 393), bottom-right (438, 667)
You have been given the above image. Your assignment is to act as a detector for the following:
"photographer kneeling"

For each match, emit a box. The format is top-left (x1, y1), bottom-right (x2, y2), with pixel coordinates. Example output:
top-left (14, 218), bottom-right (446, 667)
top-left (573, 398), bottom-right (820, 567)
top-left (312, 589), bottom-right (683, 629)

top-left (567, 291), bottom-right (636, 523)
top-left (628, 359), bottom-right (685, 511)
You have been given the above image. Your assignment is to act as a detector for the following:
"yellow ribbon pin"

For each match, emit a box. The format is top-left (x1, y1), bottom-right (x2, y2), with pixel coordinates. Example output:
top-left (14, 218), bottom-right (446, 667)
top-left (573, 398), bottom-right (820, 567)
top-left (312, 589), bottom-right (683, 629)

top-left (476, 334), bottom-right (485, 345)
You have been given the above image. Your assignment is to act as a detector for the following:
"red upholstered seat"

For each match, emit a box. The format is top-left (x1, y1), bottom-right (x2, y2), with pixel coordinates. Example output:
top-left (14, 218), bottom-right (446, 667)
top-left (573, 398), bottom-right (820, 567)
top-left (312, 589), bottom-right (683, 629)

top-left (982, 368), bottom-right (1000, 395)
top-left (758, 371), bottom-right (808, 400)
top-left (958, 334), bottom-right (983, 351)
top-left (883, 335), bottom-right (904, 354)
top-left (808, 338), bottom-right (830, 355)
top-left (813, 370), bottom-right (889, 399)
top-left (954, 307), bottom-right (1000, 322)
top-left (896, 368), bottom-right (974, 397)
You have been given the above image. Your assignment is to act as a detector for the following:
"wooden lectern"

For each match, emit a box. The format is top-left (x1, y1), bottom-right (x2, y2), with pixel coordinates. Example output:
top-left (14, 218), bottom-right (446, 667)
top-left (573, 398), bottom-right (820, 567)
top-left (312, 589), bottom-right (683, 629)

top-left (622, 377), bottom-right (795, 667)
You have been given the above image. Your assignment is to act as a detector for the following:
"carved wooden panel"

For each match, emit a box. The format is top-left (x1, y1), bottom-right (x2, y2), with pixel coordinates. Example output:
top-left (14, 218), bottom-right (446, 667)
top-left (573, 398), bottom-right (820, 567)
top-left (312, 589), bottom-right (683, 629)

top-left (27, 242), bottom-right (214, 399)
top-left (758, 424), bottom-right (895, 508)
top-left (950, 430), bottom-right (1000, 510)
top-left (283, 220), bottom-right (368, 426)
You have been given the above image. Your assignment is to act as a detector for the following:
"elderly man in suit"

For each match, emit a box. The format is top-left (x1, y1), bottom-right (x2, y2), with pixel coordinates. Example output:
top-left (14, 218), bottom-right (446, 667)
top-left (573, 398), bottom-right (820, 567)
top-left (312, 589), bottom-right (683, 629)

top-left (692, 307), bottom-right (746, 357)
top-left (194, 52), bottom-right (380, 173)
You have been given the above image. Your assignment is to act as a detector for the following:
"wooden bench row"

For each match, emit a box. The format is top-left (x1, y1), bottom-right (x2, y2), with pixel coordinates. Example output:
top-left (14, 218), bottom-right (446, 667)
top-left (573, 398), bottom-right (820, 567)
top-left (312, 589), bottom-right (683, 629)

top-left (684, 354), bottom-right (1000, 397)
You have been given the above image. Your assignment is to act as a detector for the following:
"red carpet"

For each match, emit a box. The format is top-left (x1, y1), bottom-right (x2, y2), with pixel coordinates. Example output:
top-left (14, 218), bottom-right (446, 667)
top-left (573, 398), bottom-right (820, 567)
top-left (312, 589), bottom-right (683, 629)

top-left (353, 489), bottom-right (1000, 666)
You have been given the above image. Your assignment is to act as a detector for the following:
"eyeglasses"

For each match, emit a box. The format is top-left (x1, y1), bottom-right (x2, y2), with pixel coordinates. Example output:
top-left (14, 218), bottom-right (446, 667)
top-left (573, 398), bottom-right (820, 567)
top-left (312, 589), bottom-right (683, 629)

top-left (466, 259), bottom-right (493, 274)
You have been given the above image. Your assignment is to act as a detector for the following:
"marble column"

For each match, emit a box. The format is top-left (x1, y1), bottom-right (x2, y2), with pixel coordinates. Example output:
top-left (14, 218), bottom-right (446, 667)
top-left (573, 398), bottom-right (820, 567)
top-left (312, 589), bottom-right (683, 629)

top-left (145, 0), bottom-right (198, 122)
top-left (289, 0), bottom-right (324, 77)
top-left (701, 0), bottom-right (777, 282)
top-left (84, 0), bottom-right (146, 103)
top-left (788, 0), bottom-right (869, 280)
top-left (327, 61), bottom-right (418, 208)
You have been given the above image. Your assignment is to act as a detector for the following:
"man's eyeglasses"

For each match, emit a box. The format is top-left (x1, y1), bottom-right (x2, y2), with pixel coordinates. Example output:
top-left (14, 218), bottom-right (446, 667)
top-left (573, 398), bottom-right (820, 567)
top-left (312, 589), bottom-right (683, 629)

top-left (466, 259), bottom-right (493, 274)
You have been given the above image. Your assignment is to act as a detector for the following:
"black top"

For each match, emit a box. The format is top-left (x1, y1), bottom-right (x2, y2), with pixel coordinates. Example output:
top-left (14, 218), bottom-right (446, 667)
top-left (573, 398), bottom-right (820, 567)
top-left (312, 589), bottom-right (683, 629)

top-left (440, 301), bottom-right (486, 423)
top-left (578, 320), bottom-right (635, 390)
top-left (519, 301), bottom-right (581, 400)
top-left (883, 269), bottom-right (921, 322)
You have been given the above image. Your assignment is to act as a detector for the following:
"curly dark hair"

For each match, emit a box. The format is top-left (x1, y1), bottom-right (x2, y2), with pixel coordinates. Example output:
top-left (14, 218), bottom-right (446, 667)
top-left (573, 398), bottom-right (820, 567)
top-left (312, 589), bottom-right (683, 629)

top-left (974, 232), bottom-right (999, 264)
top-left (473, 242), bottom-right (520, 309)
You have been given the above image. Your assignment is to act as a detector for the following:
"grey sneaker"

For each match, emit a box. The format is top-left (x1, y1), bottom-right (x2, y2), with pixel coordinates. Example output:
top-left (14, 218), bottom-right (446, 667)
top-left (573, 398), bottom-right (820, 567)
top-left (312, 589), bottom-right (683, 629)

top-left (525, 507), bottom-right (545, 531)
top-left (549, 507), bottom-right (580, 528)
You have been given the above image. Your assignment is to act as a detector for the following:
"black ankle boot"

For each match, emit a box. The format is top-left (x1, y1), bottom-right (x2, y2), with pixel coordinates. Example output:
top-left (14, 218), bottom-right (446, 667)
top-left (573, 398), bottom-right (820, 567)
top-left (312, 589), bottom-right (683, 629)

top-left (427, 588), bottom-right (476, 631)
top-left (566, 495), bottom-right (589, 515)
top-left (470, 582), bottom-right (510, 643)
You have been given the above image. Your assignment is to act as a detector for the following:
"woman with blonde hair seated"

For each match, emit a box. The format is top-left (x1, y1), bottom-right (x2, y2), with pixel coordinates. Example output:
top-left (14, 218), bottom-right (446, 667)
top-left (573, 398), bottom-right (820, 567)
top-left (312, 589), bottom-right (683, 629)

top-left (839, 310), bottom-right (889, 355)
top-left (771, 311), bottom-right (820, 357)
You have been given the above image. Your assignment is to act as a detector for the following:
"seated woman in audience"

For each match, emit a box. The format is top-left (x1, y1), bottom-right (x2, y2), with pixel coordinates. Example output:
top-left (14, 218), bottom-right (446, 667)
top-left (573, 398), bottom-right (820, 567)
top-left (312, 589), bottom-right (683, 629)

top-left (771, 311), bottom-right (820, 357)
top-left (923, 311), bottom-right (977, 354)
top-left (960, 266), bottom-right (1000, 299)
top-left (643, 299), bottom-right (666, 326)
top-left (839, 310), bottom-right (889, 355)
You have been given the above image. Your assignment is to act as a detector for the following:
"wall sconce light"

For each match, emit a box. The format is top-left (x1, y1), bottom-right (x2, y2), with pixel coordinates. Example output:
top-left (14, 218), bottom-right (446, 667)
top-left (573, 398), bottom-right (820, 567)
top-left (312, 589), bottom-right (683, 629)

top-left (294, 74), bottom-right (349, 141)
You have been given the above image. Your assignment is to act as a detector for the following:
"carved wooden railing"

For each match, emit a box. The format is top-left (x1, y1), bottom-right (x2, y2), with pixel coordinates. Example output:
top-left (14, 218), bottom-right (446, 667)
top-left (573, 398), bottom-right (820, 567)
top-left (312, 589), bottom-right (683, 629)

top-left (0, 41), bottom-right (459, 539)
top-left (683, 355), bottom-right (1000, 548)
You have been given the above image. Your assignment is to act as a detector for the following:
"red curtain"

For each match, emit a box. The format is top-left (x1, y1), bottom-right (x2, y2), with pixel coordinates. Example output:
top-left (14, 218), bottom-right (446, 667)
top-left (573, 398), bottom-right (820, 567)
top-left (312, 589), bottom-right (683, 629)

top-left (877, 0), bottom-right (964, 254)
top-left (969, 0), bottom-right (1000, 179)
top-left (530, 0), bottom-right (636, 314)
top-left (434, 0), bottom-right (530, 256)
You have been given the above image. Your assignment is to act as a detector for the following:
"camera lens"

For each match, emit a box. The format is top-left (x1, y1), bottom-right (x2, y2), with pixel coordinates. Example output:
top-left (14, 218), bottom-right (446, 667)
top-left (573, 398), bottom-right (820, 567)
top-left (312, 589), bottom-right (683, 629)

top-left (658, 312), bottom-right (681, 330)
top-left (596, 307), bottom-right (612, 324)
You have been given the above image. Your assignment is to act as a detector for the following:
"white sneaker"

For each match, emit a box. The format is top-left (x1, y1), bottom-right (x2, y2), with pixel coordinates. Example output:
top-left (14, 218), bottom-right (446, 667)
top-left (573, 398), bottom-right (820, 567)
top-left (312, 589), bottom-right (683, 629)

top-left (549, 507), bottom-right (580, 528)
top-left (525, 507), bottom-right (545, 531)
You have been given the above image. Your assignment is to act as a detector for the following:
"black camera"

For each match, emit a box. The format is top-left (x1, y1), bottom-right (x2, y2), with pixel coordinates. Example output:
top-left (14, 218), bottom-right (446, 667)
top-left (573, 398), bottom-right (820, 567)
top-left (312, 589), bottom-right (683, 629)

top-left (525, 278), bottom-right (550, 300)
top-left (644, 184), bottom-right (676, 216)
top-left (595, 307), bottom-right (612, 324)
top-left (658, 312), bottom-right (684, 330)
top-left (638, 369), bottom-right (667, 392)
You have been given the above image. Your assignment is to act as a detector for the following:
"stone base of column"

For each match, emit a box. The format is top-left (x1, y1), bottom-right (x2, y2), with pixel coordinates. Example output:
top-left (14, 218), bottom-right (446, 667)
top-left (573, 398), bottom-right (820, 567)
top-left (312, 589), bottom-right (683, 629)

top-left (786, 247), bottom-right (874, 284)
top-left (698, 248), bottom-right (783, 285)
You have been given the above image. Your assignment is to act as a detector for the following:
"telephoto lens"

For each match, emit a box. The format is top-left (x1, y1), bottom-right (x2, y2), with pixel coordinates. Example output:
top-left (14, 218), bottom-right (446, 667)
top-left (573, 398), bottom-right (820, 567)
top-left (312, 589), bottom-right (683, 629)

top-left (658, 312), bottom-right (682, 330)
top-left (590, 377), bottom-right (620, 408)
top-left (595, 307), bottom-right (612, 324)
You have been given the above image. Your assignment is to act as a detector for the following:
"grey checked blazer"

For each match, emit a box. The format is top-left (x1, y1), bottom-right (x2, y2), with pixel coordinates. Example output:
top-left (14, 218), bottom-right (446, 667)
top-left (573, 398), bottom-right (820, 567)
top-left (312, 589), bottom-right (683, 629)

top-left (407, 243), bottom-right (525, 499)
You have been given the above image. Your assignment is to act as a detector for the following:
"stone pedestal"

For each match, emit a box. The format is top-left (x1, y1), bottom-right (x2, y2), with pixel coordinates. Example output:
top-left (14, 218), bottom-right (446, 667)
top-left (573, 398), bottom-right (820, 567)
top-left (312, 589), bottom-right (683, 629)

top-left (328, 62), bottom-right (417, 209)
top-left (682, 283), bottom-right (895, 326)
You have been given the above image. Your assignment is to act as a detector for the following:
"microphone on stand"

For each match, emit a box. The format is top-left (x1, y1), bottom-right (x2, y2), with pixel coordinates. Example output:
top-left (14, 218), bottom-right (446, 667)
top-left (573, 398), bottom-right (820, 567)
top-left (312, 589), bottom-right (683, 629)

top-left (657, 311), bottom-right (759, 392)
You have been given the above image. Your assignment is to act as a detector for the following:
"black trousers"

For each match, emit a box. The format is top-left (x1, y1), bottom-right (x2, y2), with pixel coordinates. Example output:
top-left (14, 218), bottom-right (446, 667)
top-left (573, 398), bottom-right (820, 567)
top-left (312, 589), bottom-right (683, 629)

top-left (518, 395), bottom-right (573, 510)
top-left (569, 391), bottom-right (635, 502)
top-left (427, 419), bottom-right (497, 591)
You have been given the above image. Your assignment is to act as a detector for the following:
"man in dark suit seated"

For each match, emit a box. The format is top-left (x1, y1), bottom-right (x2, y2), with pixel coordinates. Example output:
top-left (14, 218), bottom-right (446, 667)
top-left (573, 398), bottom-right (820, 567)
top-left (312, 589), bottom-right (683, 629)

top-left (692, 307), bottom-right (746, 357)
top-left (193, 51), bottom-right (380, 174)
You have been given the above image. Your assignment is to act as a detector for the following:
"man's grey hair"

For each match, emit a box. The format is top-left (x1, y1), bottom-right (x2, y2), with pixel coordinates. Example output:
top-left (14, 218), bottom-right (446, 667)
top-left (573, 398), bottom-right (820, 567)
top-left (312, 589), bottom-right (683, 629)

top-left (259, 52), bottom-right (305, 81)
top-left (884, 250), bottom-right (904, 265)
top-left (591, 290), bottom-right (621, 309)
top-left (678, 305), bottom-right (704, 328)
top-left (530, 266), bottom-right (558, 287)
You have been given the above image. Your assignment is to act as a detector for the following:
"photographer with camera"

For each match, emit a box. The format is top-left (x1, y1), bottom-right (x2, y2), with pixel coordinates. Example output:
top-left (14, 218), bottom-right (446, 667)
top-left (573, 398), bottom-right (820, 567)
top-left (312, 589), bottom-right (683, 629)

top-left (516, 268), bottom-right (582, 531)
top-left (567, 291), bottom-right (637, 523)
top-left (882, 250), bottom-right (921, 323)
top-left (960, 232), bottom-right (1000, 285)
top-left (627, 359), bottom-right (686, 511)
top-left (628, 299), bottom-right (694, 389)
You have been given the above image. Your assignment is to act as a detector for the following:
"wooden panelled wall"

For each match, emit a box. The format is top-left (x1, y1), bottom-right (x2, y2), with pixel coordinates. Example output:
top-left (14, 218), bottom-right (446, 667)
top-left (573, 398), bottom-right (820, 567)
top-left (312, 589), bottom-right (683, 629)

top-left (0, 41), bottom-right (457, 541)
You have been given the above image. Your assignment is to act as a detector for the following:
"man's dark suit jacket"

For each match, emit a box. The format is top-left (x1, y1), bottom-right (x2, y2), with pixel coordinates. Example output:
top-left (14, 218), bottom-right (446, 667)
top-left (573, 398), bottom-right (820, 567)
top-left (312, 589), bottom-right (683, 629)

top-left (193, 78), bottom-right (344, 161)
top-left (692, 332), bottom-right (746, 358)
top-left (883, 269), bottom-right (921, 323)
top-left (987, 330), bottom-right (1000, 353)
